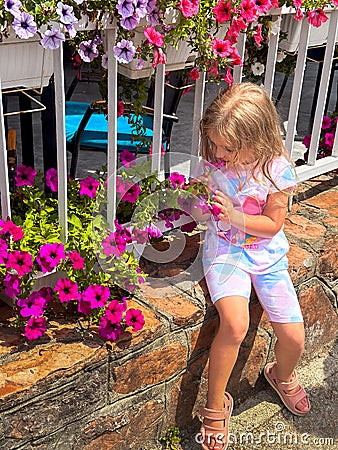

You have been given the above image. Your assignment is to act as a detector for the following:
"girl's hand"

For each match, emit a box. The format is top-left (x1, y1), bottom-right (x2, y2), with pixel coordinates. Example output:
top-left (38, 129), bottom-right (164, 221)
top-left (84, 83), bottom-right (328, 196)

top-left (188, 173), bottom-right (213, 196)
top-left (212, 190), bottom-right (234, 223)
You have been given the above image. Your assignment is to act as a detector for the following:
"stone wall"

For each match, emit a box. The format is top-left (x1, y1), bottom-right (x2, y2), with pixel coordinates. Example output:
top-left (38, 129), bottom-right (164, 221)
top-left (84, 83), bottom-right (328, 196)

top-left (0, 172), bottom-right (337, 449)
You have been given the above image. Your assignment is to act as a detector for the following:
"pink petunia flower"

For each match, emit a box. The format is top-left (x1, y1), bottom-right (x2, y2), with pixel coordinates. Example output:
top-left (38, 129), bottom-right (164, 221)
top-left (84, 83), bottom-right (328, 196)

top-left (82, 284), bottom-right (110, 309)
top-left (98, 315), bottom-right (123, 341)
top-left (45, 168), bottom-right (58, 192)
top-left (321, 116), bottom-right (332, 130)
top-left (178, 0), bottom-right (200, 18)
top-left (36, 242), bottom-right (66, 273)
top-left (68, 251), bottom-right (85, 269)
top-left (146, 223), bottom-right (162, 238)
top-left (132, 228), bottom-right (149, 244)
top-left (189, 67), bottom-right (200, 80)
top-left (3, 273), bottom-right (21, 298)
top-left (254, 23), bottom-right (264, 47)
top-left (15, 165), bottom-right (37, 187)
top-left (125, 308), bottom-right (145, 332)
top-left (324, 132), bottom-right (335, 148)
top-left (240, 0), bottom-right (258, 22)
top-left (24, 316), bottom-right (47, 340)
top-left (120, 149), bottom-right (136, 167)
top-left (122, 184), bottom-right (142, 203)
top-left (223, 67), bottom-right (234, 86)
top-left (255, 0), bottom-right (272, 14)
top-left (144, 26), bottom-right (164, 47)
top-left (212, 0), bottom-right (232, 22)
top-left (0, 238), bottom-right (8, 263)
top-left (0, 219), bottom-right (24, 241)
top-left (54, 278), bottom-right (79, 303)
top-left (38, 287), bottom-right (54, 304)
top-left (117, 100), bottom-right (125, 117)
top-left (106, 299), bottom-right (126, 323)
top-left (6, 250), bottom-right (33, 277)
top-left (17, 292), bottom-right (47, 317)
top-left (302, 134), bottom-right (311, 148)
top-left (152, 46), bottom-right (166, 67)
top-left (77, 295), bottom-right (92, 315)
top-left (211, 38), bottom-right (232, 58)
top-left (102, 231), bottom-right (127, 257)
top-left (168, 172), bottom-right (186, 189)
top-left (294, 7), bottom-right (304, 21)
top-left (79, 176), bottom-right (100, 198)
top-left (307, 8), bottom-right (328, 28)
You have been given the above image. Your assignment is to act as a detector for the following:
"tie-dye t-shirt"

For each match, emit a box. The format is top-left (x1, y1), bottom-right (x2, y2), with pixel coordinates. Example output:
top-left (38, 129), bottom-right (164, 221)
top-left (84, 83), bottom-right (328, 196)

top-left (196, 156), bottom-right (297, 274)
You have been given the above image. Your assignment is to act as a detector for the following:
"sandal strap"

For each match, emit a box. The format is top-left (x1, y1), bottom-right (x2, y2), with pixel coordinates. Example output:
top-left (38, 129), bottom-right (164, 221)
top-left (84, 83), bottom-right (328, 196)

top-left (199, 405), bottom-right (229, 421)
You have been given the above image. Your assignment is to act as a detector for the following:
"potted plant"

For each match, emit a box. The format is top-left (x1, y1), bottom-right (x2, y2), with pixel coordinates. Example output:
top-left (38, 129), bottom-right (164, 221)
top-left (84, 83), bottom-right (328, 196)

top-left (0, 151), bottom-right (201, 341)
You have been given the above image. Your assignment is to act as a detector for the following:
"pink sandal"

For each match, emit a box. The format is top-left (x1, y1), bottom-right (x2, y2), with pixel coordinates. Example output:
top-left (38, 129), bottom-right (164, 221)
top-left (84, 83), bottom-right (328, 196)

top-left (264, 362), bottom-right (310, 416)
top-left (198, 392), bottom-right (233, 450)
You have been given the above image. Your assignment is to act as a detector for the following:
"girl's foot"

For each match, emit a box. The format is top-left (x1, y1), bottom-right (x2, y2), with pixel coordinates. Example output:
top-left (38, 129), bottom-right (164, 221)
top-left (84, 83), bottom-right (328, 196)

top-left (264, 362), bottom-right (310, 415)
top-left (198, 392), bottom-right (233, 450)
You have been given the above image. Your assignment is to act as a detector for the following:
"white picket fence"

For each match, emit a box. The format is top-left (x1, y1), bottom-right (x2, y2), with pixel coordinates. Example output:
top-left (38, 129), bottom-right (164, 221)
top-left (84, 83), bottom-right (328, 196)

top-left (0, 8), bottom-right (337, 240)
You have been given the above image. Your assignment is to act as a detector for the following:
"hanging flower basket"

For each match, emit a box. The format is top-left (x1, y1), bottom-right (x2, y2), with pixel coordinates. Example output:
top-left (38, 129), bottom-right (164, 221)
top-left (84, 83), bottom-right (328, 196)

top-left (0, 31), bottom-right (54, 90)
top-left (278, 8), bottom-right (336, 53)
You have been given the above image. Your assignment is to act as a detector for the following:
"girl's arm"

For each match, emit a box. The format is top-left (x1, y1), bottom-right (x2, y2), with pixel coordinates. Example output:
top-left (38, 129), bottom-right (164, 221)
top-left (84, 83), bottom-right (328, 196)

top-left (212, 190), bottom-right (289, 239)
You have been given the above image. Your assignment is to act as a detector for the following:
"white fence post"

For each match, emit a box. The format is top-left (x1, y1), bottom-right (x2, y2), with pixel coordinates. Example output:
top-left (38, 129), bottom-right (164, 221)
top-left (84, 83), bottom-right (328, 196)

top-left (0, 77), bottom-right (11, 220)
top-left (53, 44), bottom-right (68, 243)
top-left (151, 63), bottom-right (166, 176)
top-left (106, 26), bottom-right (118, 229)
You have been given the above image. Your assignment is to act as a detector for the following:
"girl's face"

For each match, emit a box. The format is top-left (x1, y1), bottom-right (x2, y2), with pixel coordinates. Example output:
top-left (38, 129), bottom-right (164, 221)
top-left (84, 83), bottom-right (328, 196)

top-left (207, 130), bottom-right (254, 165)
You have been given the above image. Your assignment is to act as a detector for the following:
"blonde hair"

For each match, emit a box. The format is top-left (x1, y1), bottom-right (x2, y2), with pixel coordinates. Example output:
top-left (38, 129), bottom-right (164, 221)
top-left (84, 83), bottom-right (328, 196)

top-left (200, 82), bottom-right (290, 190)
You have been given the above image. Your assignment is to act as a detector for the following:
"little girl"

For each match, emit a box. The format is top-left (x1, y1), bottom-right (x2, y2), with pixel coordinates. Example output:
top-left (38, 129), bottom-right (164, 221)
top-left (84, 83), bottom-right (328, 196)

top-left (190, 83), bottom-right (310, 450)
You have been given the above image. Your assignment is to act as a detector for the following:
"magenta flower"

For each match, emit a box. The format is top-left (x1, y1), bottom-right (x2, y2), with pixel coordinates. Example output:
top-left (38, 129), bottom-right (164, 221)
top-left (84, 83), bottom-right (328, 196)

top-left (68, 251), bottom-right (85, 269)
top-left (3, 273), bottom-right (21, 298)
top-left (24, 316), bottom-right (47, 340)
top-left (125, 308), bottom-right (145, 332)
top-left (98, 315), bottom-right (123, 341)
top-left (212, 0), bottom-right (232, 22)
top-left (45, 168), bottom-right (58, 192)
top-left (120, 149), bottom-right (136, 167)
top-left (79, 176), bottom-right (100, 198)
top-left (6, 250), bottom-right (33, 277)
top-left (144, 26), bottom-right (164, 47)
top-left (322, 116), bottom-right (332, 130)
top-left (117, 101), bottom-right (125, 117)
top-left (132, 228), bottom-right (149, 244)
top-left (254, 23), bottom-right (264, 47)
top-left (54, 278), bottom-right (79, 303)
top-left (178, 0), bottom-right (200, 18)
top-left (152, 47), bottom-right (166, 67)
top-left (0, 219), bottom-right (24, 241)
top-left (82, 284), bottom-right (110, 309)
top-left (211, 38), bottom-right (232, 58)
top-left (36, 242), bottom-right (66, 273)
top-left (0, 239), bottom-right (8, 263)
top-left (17, 292), bottom-right (47, 317)
top-left (77, 295), bottom-right (92, 315)
top-left (255, 0), bottom-right (272, 13)
top-left (38, 287), bottom-right (54, 304)
top-left (122, 184), bottom-right (142, 203)
top-left (102, 231), bottom-right (127, 257)
top-left (168, 172), bottom-right (186, 189)
top-left (307, 8), bottom-right (328, 28)
top-left (146, 223), bottom-right (162, 238)
top-left (106, 299), bottom-right (126, 323)
top-left (240, 0), bottom-right (258, 22)
top-left (324, 132), bottom-right (335, 148)
top-left (15, 165), bottom-right (37, 187)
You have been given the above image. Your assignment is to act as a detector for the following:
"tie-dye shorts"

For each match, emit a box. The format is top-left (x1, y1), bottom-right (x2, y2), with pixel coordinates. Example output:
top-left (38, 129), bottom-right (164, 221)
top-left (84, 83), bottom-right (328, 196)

top-left (204, 263), bottom-right (303, 323)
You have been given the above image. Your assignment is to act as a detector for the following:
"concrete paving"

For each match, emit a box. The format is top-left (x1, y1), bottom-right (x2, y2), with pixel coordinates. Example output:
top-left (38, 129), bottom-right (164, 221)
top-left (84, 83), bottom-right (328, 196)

top-left (176, 340), bottom-right (337, 450)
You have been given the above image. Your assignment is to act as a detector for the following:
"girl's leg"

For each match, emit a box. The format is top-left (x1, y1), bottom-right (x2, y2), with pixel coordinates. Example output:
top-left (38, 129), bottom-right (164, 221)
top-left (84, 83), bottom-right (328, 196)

top-left (270, 322), bottom-right (309, 412)
top-left (204, 295), bottom-right (249, 428)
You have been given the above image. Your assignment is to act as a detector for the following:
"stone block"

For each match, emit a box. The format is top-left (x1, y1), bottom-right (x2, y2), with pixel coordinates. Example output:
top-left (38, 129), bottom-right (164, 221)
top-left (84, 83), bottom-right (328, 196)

top-left (284, 214), bottom-right (326, 240)
top-left (299, 282), bottom-right (338, 354)
top-left (139, 282), bottom-right (203, 327)
top-left (317, 235), bottom-right (338, 281)
top-left (111, 342), bottom-right (188, 395)
top-left (287, 243), bottom-right (314, 284)
top-left (303, 190), bottom-right (338, 217)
